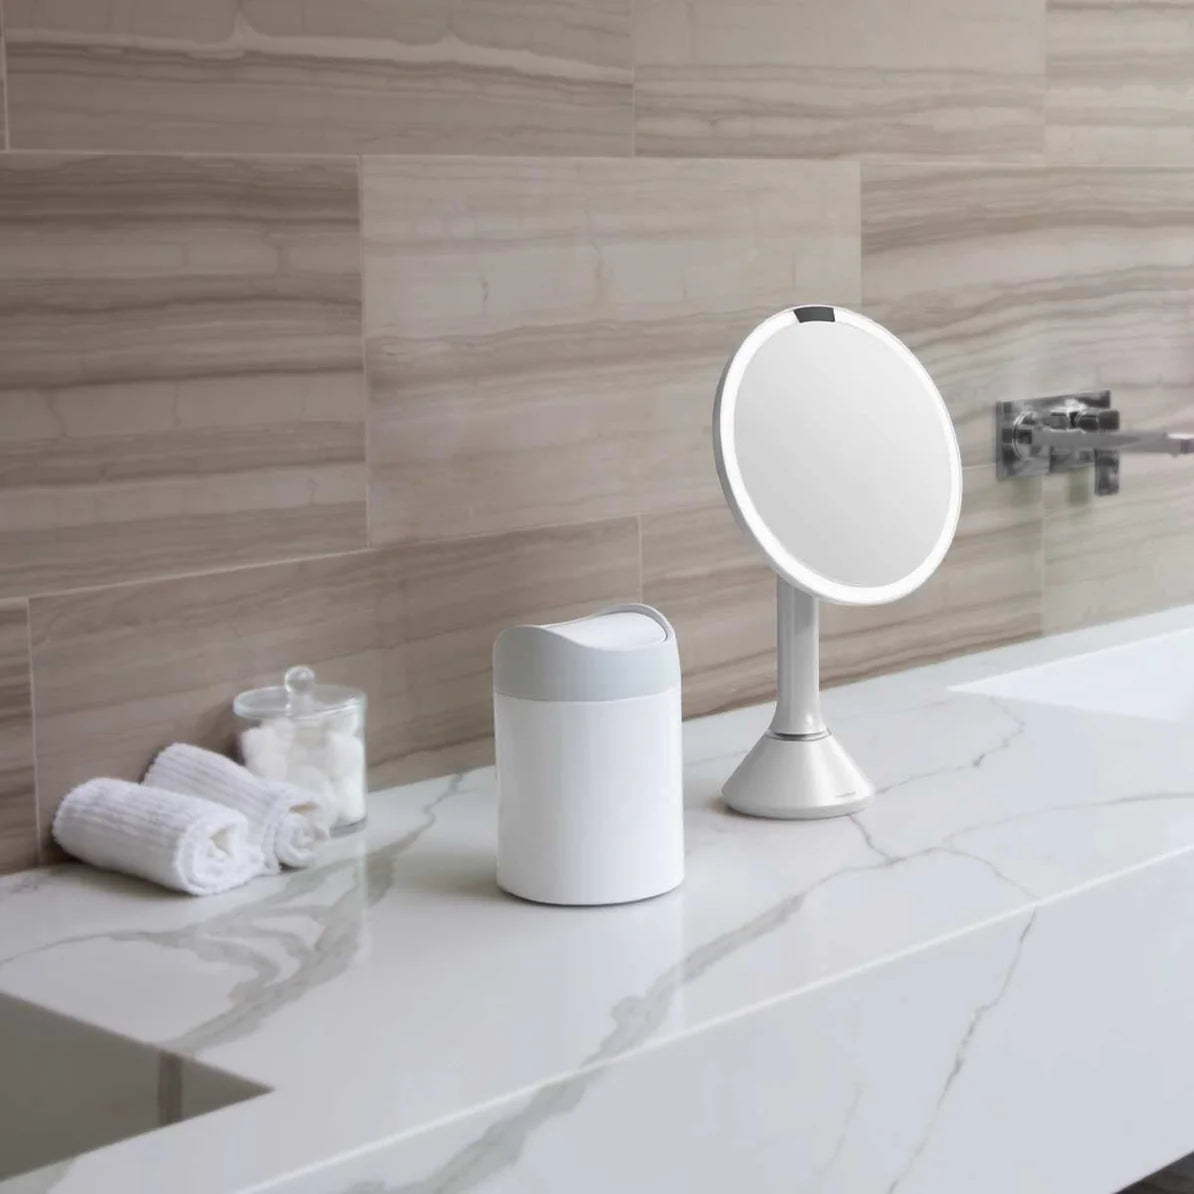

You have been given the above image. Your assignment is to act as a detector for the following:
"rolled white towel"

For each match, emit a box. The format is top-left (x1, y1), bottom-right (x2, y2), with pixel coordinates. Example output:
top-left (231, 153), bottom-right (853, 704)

top-left (145, 744), bottom-right (332, 872)
top-left (53, 779), bottom-right (263, 896)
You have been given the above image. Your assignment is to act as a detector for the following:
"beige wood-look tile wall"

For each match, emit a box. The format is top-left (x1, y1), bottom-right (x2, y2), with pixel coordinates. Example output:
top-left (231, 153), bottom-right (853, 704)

top-left (644, 466), bottom-right (1044, 719)
top-left (363, 156), bottom-right (860, 543)
top-left (2, 0), bottom-right (635, 156)
top-left (0, 601), bottom-right (36, 873)
top-left (29, 518), bottom-right (640, 846)
top-left (634, 0), bottom-right (1046, 160)
top-left (1047, 0), bottom-right (1194, 164)
top-left (861, 162), bottom-right (1194, 635)
top-left (0, 153), bottom-right (367, 599)
top-left (2, 0), bottom-right (1193, 870)
top-left (0, 5), bottom-right (7, 152)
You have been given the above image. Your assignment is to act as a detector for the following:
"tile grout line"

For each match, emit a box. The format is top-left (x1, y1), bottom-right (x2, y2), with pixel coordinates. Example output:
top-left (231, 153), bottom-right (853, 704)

top-left (857, 157), bottom-right (867, 309)
top-left (630, 0), bottom-right (637, 157)
top-left (22, 598), bottom-right (41, 866)
top-left (0, 144), bottom-right (1182, 175)
top-left (11, 510), bottom-right (646, 605)
top-left (16, 542), bottom-right (387, 603)
top-left (1, 0), bottom-right (9, 152)
top-left (636, 511), bottom-right (645, 601)
top-left (357, 153), bottom-right (372, 550)
top-left (854, 158), bottom-right (863, 302)
top-left (0, 146), bottom-right (370, 160)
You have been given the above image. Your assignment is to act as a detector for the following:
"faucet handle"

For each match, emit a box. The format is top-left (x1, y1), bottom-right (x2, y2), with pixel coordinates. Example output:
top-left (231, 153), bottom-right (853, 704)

top-left (1094, 450), bottom-right (1120, 496)
top-left (1075, 405), bottom-right (1121, 495)
top-left (1076, 407), bottom-right (1120, 433)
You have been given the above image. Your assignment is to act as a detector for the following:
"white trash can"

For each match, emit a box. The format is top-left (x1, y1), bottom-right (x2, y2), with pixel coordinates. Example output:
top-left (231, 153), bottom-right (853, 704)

top-left (493, 604), bottom-right (684, 906)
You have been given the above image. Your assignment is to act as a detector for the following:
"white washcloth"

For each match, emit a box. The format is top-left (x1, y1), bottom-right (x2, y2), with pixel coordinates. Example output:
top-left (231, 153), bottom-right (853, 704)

top-left (53, 779), bottom-right (263, 896)
top-left (145, 744), bottom-right (331, 872)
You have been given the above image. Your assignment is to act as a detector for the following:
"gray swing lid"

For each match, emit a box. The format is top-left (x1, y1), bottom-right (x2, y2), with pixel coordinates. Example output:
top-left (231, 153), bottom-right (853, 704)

top-left (493, 604), bottom-right (680, 702)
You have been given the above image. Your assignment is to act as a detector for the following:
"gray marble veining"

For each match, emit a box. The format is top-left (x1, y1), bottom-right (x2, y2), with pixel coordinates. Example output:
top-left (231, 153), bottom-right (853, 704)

top-left (883, 912), bottom-right (1036, 1194)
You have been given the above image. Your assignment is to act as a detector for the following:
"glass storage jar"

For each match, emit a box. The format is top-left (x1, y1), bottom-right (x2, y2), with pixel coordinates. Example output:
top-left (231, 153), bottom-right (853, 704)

top-left (234, 666), bottom-right (367, 834)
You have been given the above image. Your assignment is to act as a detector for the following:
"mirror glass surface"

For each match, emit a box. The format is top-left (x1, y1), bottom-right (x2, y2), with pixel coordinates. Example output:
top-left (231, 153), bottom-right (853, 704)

top-left (715, 307), bottom-right (961, 605)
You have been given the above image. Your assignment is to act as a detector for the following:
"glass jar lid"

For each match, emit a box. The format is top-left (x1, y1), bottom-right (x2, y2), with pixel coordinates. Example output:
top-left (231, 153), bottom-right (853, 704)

top-left (233, 665), bottom-right (364, 721)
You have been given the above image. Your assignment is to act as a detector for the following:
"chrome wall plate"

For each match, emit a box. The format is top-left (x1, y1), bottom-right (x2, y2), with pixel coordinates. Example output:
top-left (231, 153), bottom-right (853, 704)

top-left (996, 390), bottom-right (1113, 481)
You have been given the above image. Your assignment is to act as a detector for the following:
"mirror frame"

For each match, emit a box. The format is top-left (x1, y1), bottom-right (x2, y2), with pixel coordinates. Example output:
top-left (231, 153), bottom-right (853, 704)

top-left (713, 305), bottom-right (962, 607)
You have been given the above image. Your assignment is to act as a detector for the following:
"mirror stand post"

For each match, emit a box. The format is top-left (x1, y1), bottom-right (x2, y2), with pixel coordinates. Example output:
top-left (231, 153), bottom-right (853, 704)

top-left (772, 579), bottom-right (826, 737)
top-left (722, 579), bottom-right (875, 820)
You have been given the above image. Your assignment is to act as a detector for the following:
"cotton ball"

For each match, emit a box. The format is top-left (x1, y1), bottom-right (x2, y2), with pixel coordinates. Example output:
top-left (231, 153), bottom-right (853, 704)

top-left (240, 727), bottom-right (288, 781)
top-left (335, 775), bottom-right (367, 825)
top-left (324, 732), bottom-right (365, 781)
top-left (294, 719), bottom-right (326, 749)
top-left (253, 749), bottom-right (289, 782)
top-left (263, 717), bottom-right (296, 746)
top-left (239, 725), bottom-right (271, 762)
top-left (284, 739), bottom-right (320, 772)
top-left (287, 762), bottom-right (333, 799)
top-left (242, 721), bottom-right (294, 758)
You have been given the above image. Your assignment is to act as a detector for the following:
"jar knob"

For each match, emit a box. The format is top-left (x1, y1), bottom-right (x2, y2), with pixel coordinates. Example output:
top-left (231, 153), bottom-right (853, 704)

top-left (284, 665), bottom-right (317, 715)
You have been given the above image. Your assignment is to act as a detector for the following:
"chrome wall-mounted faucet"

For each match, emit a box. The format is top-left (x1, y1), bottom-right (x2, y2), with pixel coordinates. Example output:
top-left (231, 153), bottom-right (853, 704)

top-left (996, 391), bottom-right (1194, 495)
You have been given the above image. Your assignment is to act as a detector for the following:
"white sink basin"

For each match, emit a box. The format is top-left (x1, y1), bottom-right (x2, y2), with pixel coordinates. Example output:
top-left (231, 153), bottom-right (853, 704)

top-left (956, 627), bottom-right (1194, 724)
top-left (0, 992), bottom-right (265, 1182)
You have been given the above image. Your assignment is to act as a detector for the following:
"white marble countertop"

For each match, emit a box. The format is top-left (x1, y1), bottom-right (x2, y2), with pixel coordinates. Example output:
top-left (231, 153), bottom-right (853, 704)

top-left (6, 607), bottom-right (1194, 1194)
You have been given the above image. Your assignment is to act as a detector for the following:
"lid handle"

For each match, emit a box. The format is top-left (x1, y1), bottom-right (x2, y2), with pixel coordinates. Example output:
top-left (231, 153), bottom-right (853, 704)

top-left (283, 665), bottom-right (318, 716)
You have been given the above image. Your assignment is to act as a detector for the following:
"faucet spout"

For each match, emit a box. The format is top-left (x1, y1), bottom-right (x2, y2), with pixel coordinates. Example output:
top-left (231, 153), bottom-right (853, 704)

top-left (1025, 425), bottom-right (1194, 457)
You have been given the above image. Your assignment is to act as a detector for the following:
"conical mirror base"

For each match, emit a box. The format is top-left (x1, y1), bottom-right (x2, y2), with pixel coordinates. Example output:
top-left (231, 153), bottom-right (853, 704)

top-left (723, 730), bottom-right (874, 820)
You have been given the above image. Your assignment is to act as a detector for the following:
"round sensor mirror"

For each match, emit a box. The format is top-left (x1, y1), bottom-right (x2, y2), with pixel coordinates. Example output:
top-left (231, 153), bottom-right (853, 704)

top-left (713, 305), bottom-right (962, 819)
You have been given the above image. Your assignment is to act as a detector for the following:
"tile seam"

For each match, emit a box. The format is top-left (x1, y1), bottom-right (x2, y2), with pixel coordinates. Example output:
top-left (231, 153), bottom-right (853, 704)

top-left (22, 598), bottom-right (41, 866)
